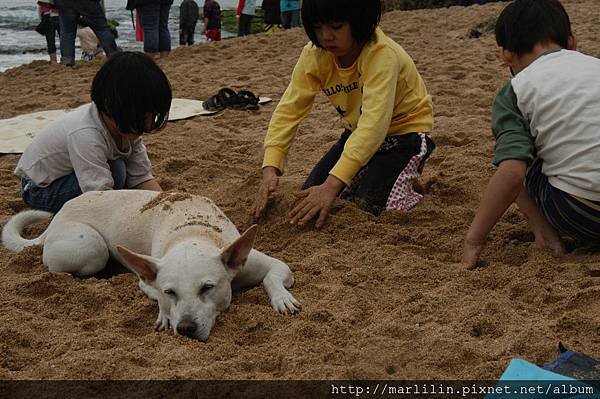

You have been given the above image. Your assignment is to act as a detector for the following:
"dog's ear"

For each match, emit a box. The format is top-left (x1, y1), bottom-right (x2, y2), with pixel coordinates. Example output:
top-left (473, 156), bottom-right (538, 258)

top-left (221, 224), bottom-right (258, 270)
top-left (116, 245), bottom-right (159, 282)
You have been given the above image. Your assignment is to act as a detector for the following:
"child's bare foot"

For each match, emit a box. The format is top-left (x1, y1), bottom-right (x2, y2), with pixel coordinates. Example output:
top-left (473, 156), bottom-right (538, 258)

top-left (412, 178), bottom-right (425, 195)
top-left (532, 226), bottom-right (566, 256)
top-left (516, 190), bottom-right (566, 256)
top-left (533, 237), bottom-right (566, 256)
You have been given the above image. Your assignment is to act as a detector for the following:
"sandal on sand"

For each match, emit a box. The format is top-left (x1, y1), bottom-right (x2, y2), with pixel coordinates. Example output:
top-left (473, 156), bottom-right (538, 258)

top-left (218, 88), bottom-right (247, 110)
top-left (237, 90), bottom-right (260, 110)
top-left (202, 93), bottom-right (225, 112)
top-left (203, 88), bottom-right (262, 112)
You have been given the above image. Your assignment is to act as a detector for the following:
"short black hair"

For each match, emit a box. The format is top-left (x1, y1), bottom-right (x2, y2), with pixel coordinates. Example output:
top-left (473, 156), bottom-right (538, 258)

top-left (495, 0), bottom-right (572, 56)
top-left (91, 51), bottom-right (172, 134)
top-left (301, 0), bottom-right (382, 49)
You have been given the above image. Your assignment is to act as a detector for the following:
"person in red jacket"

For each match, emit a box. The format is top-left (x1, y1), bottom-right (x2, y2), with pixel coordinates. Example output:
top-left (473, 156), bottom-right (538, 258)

top-left (236, 0), bottom-right (256, 36)
top-left (203, 0), bottom-right (222, 42)
top-left (37, 0), bottom-right (60, 63)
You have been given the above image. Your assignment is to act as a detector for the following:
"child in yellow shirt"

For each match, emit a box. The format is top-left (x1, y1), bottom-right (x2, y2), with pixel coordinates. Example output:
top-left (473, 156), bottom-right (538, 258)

top-left (253, 0), bottom-right (435, 228)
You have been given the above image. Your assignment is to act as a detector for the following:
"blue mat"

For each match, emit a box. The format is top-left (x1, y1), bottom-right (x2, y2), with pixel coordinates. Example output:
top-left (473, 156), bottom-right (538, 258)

top-left (486, 358), bottom-right (600, 399)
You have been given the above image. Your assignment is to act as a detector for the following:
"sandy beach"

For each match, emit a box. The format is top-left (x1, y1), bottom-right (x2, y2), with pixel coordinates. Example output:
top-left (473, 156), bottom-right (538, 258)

top-left (0, 0), bottom-right (599, 381)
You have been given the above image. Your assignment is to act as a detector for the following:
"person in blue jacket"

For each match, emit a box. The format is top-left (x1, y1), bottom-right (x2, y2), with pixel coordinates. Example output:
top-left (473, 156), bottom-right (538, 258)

top-left (280, 0), bottom-right (300, 29)
top-left (126, 0), bottom-right (173, 58)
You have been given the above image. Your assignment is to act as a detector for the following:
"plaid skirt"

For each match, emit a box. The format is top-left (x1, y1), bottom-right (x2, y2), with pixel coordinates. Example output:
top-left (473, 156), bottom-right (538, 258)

top-left (302, 130), bottom-right (435, 215)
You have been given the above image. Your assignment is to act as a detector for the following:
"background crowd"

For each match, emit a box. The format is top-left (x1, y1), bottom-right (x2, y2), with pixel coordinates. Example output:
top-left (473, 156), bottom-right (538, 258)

top-left (35, 0), bottom-right (304, 65)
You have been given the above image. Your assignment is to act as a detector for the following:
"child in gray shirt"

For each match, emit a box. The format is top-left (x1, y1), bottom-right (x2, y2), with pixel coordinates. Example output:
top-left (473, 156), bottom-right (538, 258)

top-left (15, 51), bottom-right (172, 213)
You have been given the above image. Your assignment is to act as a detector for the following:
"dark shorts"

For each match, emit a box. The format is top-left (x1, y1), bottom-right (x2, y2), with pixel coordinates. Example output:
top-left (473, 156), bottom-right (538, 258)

top-left (205, 28), bottom-right (221, 41)
top-left (526, 159), bottom-right (600, 242)
top-left (302, 130), bottom-right (435, 215)
top-left (179, 24), bottom-right (196, 45)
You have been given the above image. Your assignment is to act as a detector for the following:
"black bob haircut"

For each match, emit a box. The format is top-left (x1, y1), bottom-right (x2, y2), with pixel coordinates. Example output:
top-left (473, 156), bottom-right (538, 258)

top-left (495, 0), bottom-right (572, 56)
top-left (91, 51), bottom-right (172, 134)
top-left (301, 0), bottom-right (382, 49)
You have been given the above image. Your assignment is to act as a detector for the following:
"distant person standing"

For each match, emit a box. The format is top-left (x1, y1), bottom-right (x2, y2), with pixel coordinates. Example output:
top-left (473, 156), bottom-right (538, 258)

top-left (280, 0), bottom-right (300, 29)
top-left (203, 0), bottom-right (222, 42)
top-left (126, 0), bottom-right (174, 58)
top-left (179, 0), bottom-right (199, 46)
top-left (37, 0), bottom-right (60, 63)
top-left (236, 0), bottom-right (256, 36)
top-left (262, 0), bottom-right (281, 33)
top-left (54, 0), bottom-right (118, 66)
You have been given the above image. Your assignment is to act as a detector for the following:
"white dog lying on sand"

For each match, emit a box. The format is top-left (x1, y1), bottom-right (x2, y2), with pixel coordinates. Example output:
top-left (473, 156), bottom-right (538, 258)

top-left (2, 190), bottom-right (301, 341)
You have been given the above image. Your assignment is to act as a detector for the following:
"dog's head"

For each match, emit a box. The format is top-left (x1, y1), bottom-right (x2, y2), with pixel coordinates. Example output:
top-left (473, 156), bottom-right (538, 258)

top-left (116, 225), bottom-right (258, 341)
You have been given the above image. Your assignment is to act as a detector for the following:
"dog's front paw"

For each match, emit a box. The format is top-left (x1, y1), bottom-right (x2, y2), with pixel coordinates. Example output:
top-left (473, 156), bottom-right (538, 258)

top-left (154, 311), bottom-right (170, 331)
top-left (270, 290), bottom-right (302, 315)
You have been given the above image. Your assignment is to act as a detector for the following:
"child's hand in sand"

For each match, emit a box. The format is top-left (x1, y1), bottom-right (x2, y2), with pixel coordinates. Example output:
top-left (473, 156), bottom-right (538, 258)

top-left (288, 176), bottom-right (344, 229)
top-left (254, 166), bottom-right (280, 220)
top-left (461, 237), bottom-right (485, 269)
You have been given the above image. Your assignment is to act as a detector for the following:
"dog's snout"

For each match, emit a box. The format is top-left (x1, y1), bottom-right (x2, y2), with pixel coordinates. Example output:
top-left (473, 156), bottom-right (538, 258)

top-left (176, 320), bottom-right (197, 337)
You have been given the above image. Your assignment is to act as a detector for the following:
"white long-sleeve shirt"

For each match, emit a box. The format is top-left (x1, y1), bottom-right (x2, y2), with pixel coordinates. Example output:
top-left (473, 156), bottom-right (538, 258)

top-left (15, 103), bottom-right (154, 192)
top-left (492, 49), bottom-right (600, 200)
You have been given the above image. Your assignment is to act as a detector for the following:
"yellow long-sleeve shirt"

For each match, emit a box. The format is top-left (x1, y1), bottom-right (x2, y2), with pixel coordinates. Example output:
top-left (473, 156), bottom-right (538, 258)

top-left (262, 28), bottom-right (433, 185)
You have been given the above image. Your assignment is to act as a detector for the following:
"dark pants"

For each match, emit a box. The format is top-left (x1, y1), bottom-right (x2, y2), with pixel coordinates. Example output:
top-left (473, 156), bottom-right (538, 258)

top-left (179, 24), bottom-right (196, 45)
top-left (21, 160), bottom-right (126, 214)
top-left (280, 10), bottom-right (300, 29)
top-left (303, 130), bottom-right (435, 214)
top-left (526, 159), bottom-right (600, 242)
top-left (45, 15), bottom-right (61, 55)
top-left (237, 13), bottom-right (253, 36)
top-left (137, 3), bottom-right (172, 53)
top-left (55, 0), bottom-right (118, 66)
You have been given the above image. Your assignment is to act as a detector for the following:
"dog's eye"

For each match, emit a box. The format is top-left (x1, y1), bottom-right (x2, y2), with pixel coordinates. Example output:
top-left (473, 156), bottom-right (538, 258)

top-left (164, 289), bottom-right (177, 297)
top-left (199, 283), bottom-right (215, 295)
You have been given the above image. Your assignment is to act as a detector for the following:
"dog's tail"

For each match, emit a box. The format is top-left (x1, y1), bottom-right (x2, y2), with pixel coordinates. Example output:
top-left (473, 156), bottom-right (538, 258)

top-left (2, 210), bottom-right (53, 252)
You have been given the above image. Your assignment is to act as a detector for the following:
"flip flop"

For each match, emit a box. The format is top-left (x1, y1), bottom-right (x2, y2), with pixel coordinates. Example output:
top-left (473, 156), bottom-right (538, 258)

top-left (218, 88), bottom-right (247, 110)
top-left (203, 88), bottom-right (268, 112)
top-left (237, 90), bottom-right (260, 110)
top-left (202, 93), bottom-right (225, 112)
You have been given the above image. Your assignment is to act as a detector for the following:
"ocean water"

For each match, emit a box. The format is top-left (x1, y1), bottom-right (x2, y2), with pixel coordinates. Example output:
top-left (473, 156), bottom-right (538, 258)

top-left (0, 0), bottom-right (257, 72)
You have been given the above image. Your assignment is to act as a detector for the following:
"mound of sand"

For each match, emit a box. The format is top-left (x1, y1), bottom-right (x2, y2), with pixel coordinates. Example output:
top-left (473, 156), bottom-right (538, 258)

top-left (0, 0), bottom-right (599, 380)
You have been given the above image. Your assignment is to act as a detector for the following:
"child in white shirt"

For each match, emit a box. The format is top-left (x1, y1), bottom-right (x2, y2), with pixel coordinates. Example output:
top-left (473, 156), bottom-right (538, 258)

top-left (15, 51), bottom-right (172, 213)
